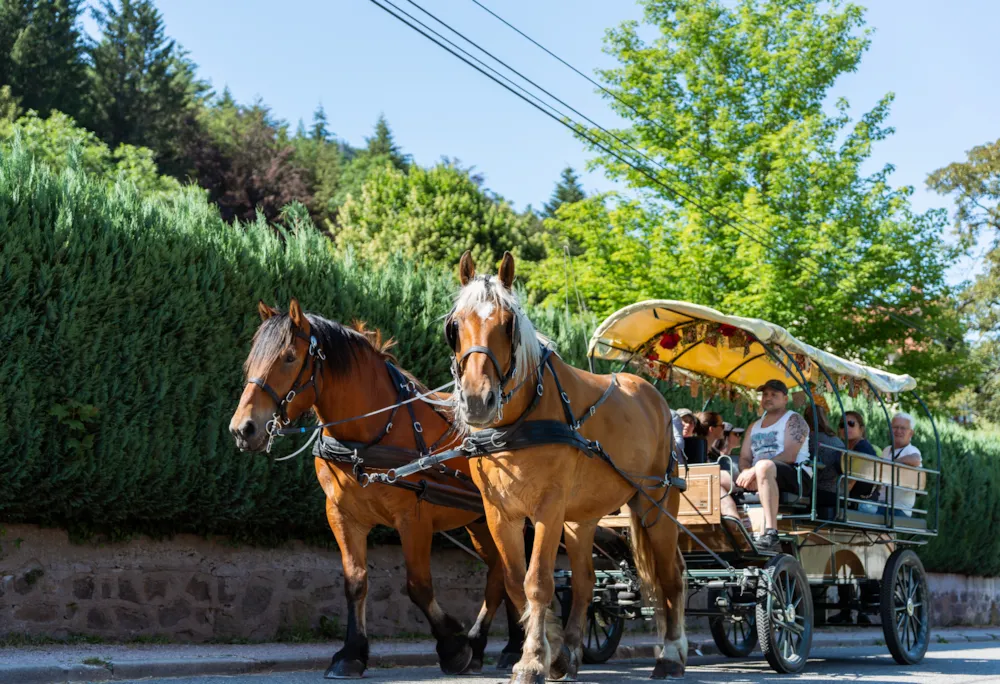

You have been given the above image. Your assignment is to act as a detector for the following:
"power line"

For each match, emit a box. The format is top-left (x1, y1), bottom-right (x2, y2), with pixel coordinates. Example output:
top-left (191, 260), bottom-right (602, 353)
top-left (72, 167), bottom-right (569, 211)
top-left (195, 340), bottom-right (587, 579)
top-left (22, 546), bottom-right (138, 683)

top-left (368, 0), bottom-right (959, 349)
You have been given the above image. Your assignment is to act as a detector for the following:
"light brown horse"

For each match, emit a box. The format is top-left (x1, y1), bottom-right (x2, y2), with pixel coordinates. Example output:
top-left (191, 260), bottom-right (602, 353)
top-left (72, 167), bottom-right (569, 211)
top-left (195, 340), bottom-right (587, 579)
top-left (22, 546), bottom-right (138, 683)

top-left (446, 253), bottom-right (687, 682)
top-left (229, 299), bottom-right (522, 678)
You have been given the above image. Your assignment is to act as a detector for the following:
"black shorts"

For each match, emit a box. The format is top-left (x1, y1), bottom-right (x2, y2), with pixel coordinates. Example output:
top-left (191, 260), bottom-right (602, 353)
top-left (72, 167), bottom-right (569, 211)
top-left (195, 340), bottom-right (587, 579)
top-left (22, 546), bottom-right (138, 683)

top-left (774, 461), bottom-right (806, 495)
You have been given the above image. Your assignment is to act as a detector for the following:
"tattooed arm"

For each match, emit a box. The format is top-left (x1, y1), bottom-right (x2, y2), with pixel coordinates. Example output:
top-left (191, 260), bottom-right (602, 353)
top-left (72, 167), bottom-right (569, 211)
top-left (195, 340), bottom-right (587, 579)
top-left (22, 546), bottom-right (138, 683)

top-left (775, 412), bottom-right (809, 463)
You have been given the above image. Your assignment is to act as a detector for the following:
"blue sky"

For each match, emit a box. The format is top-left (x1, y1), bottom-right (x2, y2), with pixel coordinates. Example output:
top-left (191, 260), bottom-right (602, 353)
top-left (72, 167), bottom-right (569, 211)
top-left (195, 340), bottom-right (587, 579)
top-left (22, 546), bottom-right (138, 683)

top-left (138, 0), bottom-right (997, 281)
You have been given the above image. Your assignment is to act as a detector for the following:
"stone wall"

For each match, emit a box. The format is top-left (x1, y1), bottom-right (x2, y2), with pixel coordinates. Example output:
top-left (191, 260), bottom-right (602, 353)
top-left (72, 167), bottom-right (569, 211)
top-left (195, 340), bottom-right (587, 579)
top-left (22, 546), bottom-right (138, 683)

top-left (0, 523), bottom-right (997, 642)
top-left (0, 524), bottom-right (491, 642)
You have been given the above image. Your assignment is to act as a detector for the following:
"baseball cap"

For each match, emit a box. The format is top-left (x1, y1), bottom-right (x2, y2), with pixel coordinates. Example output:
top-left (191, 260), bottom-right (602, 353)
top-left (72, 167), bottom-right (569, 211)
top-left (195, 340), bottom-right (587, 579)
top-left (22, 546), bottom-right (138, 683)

top-left (675, 408), bottom-right (694, 418)
top-left (756, 379), bottom-right (788, 395)
top-left (730, 426), bottom-right (746, 435)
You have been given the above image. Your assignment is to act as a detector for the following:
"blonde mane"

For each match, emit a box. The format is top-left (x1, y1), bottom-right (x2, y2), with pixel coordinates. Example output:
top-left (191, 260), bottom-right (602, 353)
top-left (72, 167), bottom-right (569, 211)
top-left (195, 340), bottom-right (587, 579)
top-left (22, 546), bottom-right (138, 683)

top-left (452, 275), bottom-right (550, 386)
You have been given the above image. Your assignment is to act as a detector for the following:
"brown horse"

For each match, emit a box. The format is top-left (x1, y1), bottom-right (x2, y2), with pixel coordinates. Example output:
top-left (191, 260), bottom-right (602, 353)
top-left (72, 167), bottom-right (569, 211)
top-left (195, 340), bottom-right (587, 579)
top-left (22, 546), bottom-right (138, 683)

top-left (229, 299), bottom-right (522, 678)
top-left (446, 253), bottom-right (687, 682)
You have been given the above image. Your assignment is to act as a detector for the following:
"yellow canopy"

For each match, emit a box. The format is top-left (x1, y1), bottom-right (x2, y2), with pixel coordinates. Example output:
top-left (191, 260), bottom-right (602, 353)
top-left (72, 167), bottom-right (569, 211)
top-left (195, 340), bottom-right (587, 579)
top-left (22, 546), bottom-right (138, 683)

top-left (587, 300), bottom-right (916, 395)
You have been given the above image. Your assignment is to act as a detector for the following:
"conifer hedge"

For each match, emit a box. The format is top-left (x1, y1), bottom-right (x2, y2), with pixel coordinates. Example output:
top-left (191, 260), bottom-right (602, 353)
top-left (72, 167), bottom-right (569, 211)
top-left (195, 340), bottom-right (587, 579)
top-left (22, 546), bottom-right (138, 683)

top-left (1, 146), bottom-right (998, 575)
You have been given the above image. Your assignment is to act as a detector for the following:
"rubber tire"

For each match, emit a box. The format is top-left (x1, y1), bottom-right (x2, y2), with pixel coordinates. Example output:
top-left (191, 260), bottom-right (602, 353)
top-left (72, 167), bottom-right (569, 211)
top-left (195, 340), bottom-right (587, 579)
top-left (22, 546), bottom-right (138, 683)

top-left (708, 588), bottom-right (758, 657)
top-left (880, 548), bottom-right (930, 665)
top-left (756, 554), bottom-right (813, 674)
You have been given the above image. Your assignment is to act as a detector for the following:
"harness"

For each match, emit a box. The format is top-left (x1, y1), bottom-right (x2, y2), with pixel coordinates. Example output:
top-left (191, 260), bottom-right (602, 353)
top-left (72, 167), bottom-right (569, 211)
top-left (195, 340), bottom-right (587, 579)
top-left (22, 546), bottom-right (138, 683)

top-left (251, 349), bottom-right (484, 514)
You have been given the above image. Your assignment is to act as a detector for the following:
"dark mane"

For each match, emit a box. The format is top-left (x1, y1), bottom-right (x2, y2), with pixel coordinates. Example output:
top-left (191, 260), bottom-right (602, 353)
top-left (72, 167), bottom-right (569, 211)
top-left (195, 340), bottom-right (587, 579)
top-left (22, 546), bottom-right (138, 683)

top-left (243, 311), bottom-right (395, 381)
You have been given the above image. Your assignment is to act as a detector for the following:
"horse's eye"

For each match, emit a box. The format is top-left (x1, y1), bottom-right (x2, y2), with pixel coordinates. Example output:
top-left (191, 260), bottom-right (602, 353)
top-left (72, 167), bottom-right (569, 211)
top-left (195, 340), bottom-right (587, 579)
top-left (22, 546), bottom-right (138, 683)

top-left (284, 352), bottom-right (296, 363)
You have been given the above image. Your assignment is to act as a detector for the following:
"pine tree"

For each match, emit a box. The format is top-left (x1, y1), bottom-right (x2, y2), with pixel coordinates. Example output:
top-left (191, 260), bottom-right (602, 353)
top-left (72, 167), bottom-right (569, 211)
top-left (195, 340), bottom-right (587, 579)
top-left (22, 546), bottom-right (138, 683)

top-left (543, 166), bottom-right (585, 217)
top-left (311, 103), bottom-right (330, 142)
top-left (87, 0), bottom-right (206, 175)
top-left (0, 0), bottom-right (89, 119)
top-left (366, 113), bottom-right (408, 170)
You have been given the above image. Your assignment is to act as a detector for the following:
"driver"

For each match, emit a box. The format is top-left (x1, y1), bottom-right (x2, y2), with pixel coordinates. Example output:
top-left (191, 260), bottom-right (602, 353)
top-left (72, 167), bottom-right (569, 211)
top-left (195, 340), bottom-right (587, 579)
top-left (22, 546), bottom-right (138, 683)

top-left (718, 379), bottom-right (810, 552)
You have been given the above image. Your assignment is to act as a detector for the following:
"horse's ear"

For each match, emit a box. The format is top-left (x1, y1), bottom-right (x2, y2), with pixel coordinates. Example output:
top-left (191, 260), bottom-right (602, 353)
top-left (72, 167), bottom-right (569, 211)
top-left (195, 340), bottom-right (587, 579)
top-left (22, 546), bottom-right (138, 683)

top-left (258, 300), bottom-right (278, 321)
top-left (288, 298), bottom-right (304, 328)
top-left (498, 251), bottom-right (515, 290)
top-left (459, 250), bottom-right (476, 286)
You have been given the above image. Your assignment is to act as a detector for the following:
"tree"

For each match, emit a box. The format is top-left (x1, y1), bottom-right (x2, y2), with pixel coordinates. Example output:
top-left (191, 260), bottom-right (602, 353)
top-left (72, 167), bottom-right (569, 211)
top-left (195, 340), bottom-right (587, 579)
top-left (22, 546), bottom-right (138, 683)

top-left (0, 109), bottom-right (182, 196)
top-left (191, 95), bottom-right (311, 224)
top-left (564, 0), bottom-right (969, 396)
top-left (87, 0), bottom-right (206, 176)
top-left (335, 161), bottom-right (544, 269)
top-left (0, 0), bottom-right (89, 120)
top-left (333, 114), bottom-right (411, 207)
top-left (543, 166), bottom-right (586, 217)
top-left (928, 139), bottom-right (1000, 421)
top-left (311, 103), bottom-right (330, 142)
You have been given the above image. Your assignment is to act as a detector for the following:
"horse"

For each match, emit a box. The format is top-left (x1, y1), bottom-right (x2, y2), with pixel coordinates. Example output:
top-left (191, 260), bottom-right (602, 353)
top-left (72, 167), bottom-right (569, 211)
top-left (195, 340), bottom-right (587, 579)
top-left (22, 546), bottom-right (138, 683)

top-left (229, 299), bottom-right (523, 678)
top-left (445, 252), bottom-right (687, 682)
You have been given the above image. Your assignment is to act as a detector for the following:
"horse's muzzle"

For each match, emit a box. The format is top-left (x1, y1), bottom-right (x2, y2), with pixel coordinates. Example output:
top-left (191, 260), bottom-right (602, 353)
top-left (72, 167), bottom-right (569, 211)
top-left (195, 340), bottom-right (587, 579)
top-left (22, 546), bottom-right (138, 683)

top-left (231, 418), bottom-right (266, 452)
top-left (461, 390), bottom-right (499, 427)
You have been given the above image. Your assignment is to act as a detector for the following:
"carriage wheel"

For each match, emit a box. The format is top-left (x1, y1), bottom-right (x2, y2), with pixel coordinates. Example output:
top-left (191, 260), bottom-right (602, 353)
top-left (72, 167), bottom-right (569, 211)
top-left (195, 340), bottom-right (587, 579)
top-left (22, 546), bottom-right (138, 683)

top-left (708, 588), bottom-right (758, 657)
top-left (756, 554), bottom-right (813, 674)
top-left (880, 549), bottom-right (930, 665)
top-left (581, 599), bottom-right (625, 664)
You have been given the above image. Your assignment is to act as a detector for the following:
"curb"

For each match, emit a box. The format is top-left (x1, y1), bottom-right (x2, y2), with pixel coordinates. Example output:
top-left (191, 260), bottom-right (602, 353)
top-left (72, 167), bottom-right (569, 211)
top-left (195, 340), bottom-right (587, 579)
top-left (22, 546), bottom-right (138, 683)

top-left (2, 631), bottom-right (998, 683)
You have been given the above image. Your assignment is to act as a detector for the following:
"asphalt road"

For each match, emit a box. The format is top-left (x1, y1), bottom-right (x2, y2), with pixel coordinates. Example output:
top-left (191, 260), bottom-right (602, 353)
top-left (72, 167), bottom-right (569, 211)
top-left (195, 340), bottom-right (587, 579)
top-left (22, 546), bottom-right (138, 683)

top-left (116, 642), bottom-right (1000, 684)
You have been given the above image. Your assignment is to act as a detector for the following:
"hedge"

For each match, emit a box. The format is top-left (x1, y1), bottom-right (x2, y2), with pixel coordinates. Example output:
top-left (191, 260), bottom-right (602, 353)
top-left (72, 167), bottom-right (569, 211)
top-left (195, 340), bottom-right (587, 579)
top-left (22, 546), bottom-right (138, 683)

top-left (2, 145), bottom-right (999, 574)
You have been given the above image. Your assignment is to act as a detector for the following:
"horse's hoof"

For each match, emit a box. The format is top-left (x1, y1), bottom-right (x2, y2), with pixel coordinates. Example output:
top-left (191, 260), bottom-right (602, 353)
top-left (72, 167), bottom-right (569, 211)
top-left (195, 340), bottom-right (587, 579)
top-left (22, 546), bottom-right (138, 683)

top-left (497, 651), bottom-right (521, 670)
top-left (440, 642), bottom-right (474, 676)
top-left (651, 660), bottom-right (685, 680)
top-left (325, 658), bottom-right (366, 679)
top-left (465, 658), bottom-right (484, 675)
top-left (510, 672), bottom-right (547, 684)
top-left (547, 644), bottom-right (578, 681)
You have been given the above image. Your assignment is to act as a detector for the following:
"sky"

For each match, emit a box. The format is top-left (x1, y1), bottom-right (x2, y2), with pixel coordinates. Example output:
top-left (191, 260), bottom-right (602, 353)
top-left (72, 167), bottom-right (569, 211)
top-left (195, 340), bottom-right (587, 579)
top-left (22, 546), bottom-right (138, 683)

top-left (124, 0), bottom-right (998, 282)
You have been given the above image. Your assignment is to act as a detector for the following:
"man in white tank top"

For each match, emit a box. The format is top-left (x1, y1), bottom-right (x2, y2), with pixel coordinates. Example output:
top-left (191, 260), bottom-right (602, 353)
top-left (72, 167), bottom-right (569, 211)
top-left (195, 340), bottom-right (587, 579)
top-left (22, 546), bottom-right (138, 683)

top-left (718, 379), bottom-right (810, 552)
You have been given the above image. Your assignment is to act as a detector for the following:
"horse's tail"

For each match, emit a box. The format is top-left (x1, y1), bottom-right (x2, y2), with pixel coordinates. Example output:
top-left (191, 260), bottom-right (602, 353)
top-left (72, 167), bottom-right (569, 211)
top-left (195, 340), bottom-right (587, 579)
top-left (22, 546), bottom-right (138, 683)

top-left (627, 501), bottom-right (665, 636)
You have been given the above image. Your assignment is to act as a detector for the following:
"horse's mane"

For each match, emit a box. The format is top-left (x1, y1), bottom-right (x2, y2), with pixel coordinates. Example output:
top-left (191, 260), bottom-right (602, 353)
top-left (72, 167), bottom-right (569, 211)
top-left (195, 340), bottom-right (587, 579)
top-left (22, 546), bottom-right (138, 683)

top-left (452, 275), bottom-right (547, 386)
top-left (244, 312), bottom-right (397, 381)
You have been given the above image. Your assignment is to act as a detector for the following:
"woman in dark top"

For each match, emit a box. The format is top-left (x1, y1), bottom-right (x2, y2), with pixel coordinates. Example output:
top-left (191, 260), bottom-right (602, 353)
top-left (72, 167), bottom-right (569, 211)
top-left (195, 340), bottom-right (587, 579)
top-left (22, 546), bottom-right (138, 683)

top-left (838, 410), bottom-right (880, 502)
top-left (804, 404), bottom-right (845, 508)
top-left (697, 411), bottom-right (726, 460)
top-left (830, 410), bottom-right (879, 625)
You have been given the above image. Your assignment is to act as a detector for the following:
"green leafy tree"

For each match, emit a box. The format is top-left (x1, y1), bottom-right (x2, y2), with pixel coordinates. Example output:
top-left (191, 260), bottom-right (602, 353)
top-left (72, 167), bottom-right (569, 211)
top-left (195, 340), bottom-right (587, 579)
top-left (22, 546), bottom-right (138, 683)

top-left (543, 166), bottom-right (586, 218)
top-left (335, 160), bottom-right (544, 269)
top-left (334, 114), bottom-right (410, 207)
top-left (87, 0), bottom-right (206, 176)
top-left (0, 109), bottom-right (182, 196)
top-left (0, 0), bottom-right (89, 120)
top-left (291, 104), bottom-right (343, 223)
top-left (928, 139), bottom-right (1000, 422)
top-left (565, 0), bottom-right (968, 396)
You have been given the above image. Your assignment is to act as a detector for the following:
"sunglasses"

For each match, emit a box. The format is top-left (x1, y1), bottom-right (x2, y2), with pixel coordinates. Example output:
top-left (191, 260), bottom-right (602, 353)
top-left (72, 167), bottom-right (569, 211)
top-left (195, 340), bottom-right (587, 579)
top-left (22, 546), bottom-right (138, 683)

top-left (846, 419), bottom-right (859, 428)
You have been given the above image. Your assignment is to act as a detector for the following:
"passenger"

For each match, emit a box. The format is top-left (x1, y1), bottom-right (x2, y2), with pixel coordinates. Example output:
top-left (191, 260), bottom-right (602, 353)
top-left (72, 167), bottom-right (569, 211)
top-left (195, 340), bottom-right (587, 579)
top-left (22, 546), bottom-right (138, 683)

top-left (669, 409), bottom-right (686, 465)
top-left (803, 405), bottom-right (845, 510)
top-left (722, 424), bottom-right (745, 457)
top-left (683, 411), bottom-right (710, 464)
top-left (830, 409), bottom-right (880, 626)
top-left (837, 411), bottom-right (880, 505)
top-left (719, 379), bottom-right (810, 552)
top-left (860, 413), bottom-right (922, 518)
top-left (697, 411), bottom-right (726, 459)
top-left (676, 408), bottom-right (698, 438)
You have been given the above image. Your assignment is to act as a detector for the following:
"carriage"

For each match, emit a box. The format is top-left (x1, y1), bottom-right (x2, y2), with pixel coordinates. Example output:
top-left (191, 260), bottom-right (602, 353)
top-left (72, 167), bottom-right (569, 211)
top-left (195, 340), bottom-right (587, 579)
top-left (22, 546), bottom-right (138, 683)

top-left (562, 300), bottom-right (940, 674)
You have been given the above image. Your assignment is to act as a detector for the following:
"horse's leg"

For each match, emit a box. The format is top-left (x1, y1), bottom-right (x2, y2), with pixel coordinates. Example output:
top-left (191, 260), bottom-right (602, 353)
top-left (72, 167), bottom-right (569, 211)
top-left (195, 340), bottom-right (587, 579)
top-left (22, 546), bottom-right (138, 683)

top-left (465, 520), bottom-right (523, 672)
top-left (630, 494), bottom-right (687, 680)
top-left (325, 502), bottom-right (372, 679)
top-left (514, 496), bottom-right (566, 684)
top-left (499, 588), bottom-right (527, 669)
top-left (550, 520), bottom-right (598, 681)
top-left (397, 518), bottom-right (474, 675)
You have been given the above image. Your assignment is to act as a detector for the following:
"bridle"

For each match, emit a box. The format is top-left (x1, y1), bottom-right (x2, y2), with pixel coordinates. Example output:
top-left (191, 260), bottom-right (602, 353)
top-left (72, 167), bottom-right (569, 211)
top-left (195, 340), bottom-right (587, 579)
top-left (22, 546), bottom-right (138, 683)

top-left (446, 306), bottom-right (520, 420)
top-left (246, 329), bottom-right (326, 450)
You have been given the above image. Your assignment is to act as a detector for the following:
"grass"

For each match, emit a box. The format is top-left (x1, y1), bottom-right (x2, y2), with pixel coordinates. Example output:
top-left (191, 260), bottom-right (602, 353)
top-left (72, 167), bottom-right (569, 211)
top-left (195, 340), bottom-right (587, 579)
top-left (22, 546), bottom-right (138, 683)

top-left (936, 634), bottom-right (949, 644)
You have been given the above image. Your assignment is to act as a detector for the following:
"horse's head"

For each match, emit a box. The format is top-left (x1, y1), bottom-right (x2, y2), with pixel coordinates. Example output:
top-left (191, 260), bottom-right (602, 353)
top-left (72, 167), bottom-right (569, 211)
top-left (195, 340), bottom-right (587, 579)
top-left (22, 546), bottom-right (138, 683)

top-left (447, 250), bottom-right (540, 428)
top-left (230, 298), bottom-right (323, 452)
